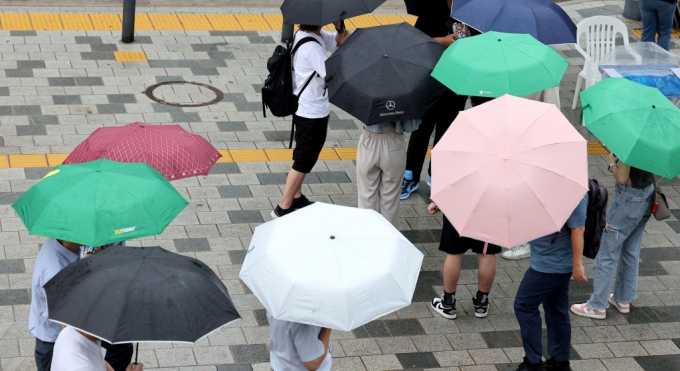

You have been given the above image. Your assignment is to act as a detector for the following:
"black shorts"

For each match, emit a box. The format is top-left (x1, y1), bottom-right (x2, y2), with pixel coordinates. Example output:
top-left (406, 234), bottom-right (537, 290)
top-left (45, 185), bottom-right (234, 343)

top-left (292, 114), bottom-right (329, 174)
top-left (439, 215), bottom-right (502, 255)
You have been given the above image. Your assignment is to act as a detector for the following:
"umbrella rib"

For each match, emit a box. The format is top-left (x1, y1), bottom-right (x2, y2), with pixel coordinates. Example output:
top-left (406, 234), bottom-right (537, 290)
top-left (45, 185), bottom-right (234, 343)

top-left (508, 157), bottom-right (587, 190)
top-left (506, 160), bottom-right (564, 230)
top-left (506, 107), bottom-right (554, 156)
top-left (110, 257), bottom-right (148, 343)
top-left (92, 124), bottom-right (145, 161)
top-left (618, 105), bottom-right (657, 161)
top-left (25, 176), bottom-right (88, 242)
top-left (511, 40), bottom-right (565, 83)
top-left (338, 239), bottom-right (410, 298)
top-left (386, 57), bottom-right (420, 110)
top-left (334, 56), bottom-right (386, 87)
top-left (620, 103), bottom-right (666, 175)
top-left (73, 257), bottom-right (145, 343)
top-left (92, 168), bottom-right (100, 244)
top-left (445, 160), bottom-right (504, 233)
top-left (510, 140), bottom-right (585, 158)
top-left (334, 239), bottom-right (351, 329)
top-left (655, 106), bottom-right (678, 176)
top-left (455, 45), bottom-right (502, 94)
top-left (274, 239), bottom-right (334, 315)
top-left (485, 4), bottom-right (506, 32)
top-left (430, 158), bottom-right (501, 201)
top-left (467, 116), bottom-right (504, 155)
top-left (109, 174), bottom-right (165, 234)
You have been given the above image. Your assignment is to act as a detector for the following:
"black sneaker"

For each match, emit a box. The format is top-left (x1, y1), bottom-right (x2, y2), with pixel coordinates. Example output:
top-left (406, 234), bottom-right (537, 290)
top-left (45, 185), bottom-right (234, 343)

top-left (544, 358), bottom-right (571, 371)
top-left (271, 205), bottom-right (294, 219)
top-left (292, 194), bottom-right (315, 209)
top-left (472, 295), bottom-right (490, 318)
top-left (516, 357), bottom-right (544, 371)
top-left (431, 295), bottom-right (456, 319)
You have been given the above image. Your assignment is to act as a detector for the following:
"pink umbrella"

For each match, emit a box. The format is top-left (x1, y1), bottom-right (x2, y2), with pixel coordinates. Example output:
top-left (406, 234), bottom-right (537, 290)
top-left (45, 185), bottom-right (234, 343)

top-left (431, 94), bottom-right (588, 248)
top-left (64, 122), bottom-right (222, 180)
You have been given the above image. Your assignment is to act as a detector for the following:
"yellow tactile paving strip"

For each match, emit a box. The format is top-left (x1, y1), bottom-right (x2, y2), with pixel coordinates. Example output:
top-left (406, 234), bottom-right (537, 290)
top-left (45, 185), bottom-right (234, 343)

top-left (0, 144), bottom-right (609, 168)
top-left (632, 28), bottom-right (680, 38)
top-left (0, 13), bottom-right (418, 31)
top-left (114, 51), bottom-right (147, 62)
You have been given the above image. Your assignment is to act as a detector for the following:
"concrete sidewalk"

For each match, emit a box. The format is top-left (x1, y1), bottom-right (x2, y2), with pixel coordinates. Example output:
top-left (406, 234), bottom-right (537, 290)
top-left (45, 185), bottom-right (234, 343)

top-left (0, 1), bottom-right (679, 371)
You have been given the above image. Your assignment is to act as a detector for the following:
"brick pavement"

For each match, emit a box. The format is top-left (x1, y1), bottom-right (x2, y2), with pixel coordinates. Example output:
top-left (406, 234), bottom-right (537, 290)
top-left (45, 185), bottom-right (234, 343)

top-left (1, 1), bottom-right (680, 370)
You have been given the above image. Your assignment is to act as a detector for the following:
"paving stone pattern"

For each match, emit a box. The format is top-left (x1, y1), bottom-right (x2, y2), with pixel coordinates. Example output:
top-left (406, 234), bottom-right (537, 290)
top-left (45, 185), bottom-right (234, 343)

top-left (1, 1), bottom-right (680, 370)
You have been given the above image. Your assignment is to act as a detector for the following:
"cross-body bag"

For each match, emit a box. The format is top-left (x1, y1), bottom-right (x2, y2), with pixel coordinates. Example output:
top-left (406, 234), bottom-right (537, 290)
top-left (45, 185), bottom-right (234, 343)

top-left (652, 176), bottom-right (671, 220)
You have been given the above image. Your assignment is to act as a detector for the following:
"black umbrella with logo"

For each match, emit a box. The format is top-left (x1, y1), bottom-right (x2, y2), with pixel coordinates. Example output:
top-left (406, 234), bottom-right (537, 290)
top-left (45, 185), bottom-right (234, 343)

top-left (281, 0), bottom-right (387, 26)
top-left (44, 245), bottom-right (240, 362)
top-left (325, 23), bottom-right (448, 125)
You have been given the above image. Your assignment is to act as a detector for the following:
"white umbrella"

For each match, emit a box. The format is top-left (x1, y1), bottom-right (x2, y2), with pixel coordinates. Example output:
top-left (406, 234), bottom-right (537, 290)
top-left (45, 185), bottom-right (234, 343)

top-left (239, 203), bottom-right (424, 331)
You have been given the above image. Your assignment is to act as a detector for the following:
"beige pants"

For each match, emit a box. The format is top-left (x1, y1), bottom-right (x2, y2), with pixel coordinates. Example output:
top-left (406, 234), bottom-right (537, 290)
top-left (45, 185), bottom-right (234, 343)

top-left (356, 131), bottom-right (407, 226)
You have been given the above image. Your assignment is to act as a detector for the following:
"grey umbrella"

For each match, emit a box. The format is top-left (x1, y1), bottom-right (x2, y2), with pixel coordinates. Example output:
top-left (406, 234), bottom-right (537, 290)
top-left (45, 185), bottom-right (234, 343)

top-left (325, 23), bottom-right (448, 125)
top-left (281, 0), bottom-right (387, 26)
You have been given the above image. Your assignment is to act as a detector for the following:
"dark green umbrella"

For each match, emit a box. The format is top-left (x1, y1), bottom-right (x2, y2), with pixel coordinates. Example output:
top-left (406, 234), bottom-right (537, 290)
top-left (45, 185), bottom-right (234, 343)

top-left (12, 159), bottom-right (188, 246)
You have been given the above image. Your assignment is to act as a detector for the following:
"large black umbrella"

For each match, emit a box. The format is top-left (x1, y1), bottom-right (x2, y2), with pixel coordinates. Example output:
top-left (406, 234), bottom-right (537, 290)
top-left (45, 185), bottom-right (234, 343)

top-left (44, 245), bottom-right (240, 344)
top-left (325, 23), bottom-right (448, 125)
top-left (281, 0), bottom-right (387, 26)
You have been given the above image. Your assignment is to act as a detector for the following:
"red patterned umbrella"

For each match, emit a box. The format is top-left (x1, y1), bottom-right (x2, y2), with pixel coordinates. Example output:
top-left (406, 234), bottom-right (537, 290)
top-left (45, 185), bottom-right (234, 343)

top-left (64, 122), bottom-right (222, 180)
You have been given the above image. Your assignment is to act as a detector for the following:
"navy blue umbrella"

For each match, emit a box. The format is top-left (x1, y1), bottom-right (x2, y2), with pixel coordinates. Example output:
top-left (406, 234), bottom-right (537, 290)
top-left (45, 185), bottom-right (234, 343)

top-left (450, 0), bottom-right (576, 45)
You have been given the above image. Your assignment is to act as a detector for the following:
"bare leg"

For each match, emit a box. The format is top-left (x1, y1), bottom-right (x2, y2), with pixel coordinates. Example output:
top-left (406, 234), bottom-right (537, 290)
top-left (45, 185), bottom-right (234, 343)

top-left (443, 254), bottom-right (464, 293)
top-left (476, 253), bottom-right (497, 293)
top-left (279, 167), bottom-right (306, 209)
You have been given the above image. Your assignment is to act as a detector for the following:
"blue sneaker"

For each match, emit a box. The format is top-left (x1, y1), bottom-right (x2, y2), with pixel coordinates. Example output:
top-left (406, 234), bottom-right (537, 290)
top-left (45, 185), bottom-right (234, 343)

top-left (401, 178), bottom-right (419, 200)
top-left (427, 176), bottom-right (431, 187)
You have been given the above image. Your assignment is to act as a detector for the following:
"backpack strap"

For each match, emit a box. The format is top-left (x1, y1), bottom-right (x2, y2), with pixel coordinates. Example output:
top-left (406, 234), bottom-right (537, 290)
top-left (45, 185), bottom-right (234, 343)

top-left (291, 36), bottom-right (321, 60)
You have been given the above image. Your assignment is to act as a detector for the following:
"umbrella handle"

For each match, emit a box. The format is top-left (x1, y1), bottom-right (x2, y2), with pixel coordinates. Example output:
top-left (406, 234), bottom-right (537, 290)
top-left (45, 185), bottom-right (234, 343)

top-left (335, 20), bottom-right (345, 34)
top-left (134, 343), bottom-right (138, 366)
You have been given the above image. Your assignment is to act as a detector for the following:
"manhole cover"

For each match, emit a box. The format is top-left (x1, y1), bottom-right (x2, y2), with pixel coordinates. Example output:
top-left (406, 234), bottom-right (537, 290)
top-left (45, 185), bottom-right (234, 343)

top-left (143, 81), bottom-right (224, 107)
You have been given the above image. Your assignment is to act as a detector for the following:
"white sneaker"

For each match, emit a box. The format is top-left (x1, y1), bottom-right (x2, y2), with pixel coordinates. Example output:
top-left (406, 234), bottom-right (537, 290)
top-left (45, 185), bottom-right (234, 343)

top-left (502, 243), bottom-right (530, 260)
top-left (571, 302), bottom-right (606, 319)
top-left (609, 293), bottom-right (630, 314)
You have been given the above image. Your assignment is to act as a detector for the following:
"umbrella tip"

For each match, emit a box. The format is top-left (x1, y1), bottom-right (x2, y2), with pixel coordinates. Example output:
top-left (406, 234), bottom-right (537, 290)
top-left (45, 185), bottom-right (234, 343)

top-left (652, 105), bottom-right (656, 108)
top-left (330, 235), bottom-right (335, 239)
top-left (383, 54), bottom-right (388, 58)
top-left (498, 39), bottom-right (501, 41)
top-left (96, 169), bottom-right (101, 172)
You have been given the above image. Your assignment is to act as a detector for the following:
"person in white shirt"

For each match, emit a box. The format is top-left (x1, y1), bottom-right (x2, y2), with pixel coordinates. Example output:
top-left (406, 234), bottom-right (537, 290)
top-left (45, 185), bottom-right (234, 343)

top-left (271, 23), bottom-right (351, 218)
top-left (267, 311), bottom-right (332, 371)
top-left (51, 326), bottom-right (143, 371)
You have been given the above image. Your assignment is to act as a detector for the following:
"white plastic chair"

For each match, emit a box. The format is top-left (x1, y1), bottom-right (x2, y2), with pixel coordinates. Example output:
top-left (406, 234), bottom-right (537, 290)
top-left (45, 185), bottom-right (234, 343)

top-left (571, 16), bottom-right (632, 110)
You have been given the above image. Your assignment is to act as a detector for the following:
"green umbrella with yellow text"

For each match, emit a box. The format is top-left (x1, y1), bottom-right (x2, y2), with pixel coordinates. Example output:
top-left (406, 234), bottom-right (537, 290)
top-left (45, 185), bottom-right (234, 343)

top-left (12, 159), bottom-right (188, 247)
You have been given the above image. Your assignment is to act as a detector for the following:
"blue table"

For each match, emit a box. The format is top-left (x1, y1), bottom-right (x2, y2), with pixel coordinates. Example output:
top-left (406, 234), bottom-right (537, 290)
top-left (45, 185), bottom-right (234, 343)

top-left (598, 42), bottom-right (680, 99)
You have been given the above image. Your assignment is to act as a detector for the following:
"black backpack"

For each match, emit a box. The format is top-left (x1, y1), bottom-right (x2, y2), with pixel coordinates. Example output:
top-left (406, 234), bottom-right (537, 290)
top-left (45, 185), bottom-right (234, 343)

top-left (583, 178), bottom-right (608, 259)
top-left (551, 178), bottom-right (608, 259)
top-left (261, 37), bottom-right (320, 119)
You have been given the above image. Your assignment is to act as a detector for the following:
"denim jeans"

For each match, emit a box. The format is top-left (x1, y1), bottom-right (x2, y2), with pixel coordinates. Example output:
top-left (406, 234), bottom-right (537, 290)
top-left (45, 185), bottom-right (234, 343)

top-left (640, 0), bottom-right (676, 51)
top-left (587, 183), bottom-right (654, 310)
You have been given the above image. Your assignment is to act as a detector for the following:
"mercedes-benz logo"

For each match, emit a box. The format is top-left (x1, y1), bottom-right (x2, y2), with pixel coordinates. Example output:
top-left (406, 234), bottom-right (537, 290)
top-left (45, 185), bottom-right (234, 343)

top-left (386, 101), bottom-right (396, 110)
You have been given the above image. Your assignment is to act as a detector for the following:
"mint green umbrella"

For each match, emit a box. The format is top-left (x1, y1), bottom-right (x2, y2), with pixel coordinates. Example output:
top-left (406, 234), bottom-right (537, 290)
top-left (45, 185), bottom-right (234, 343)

top-left (12, 159), bottom-right (188, 247)
top-left (430, 31), bottom-right (568, 98)
top-left (581, 78), bottom-right (680, 179)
